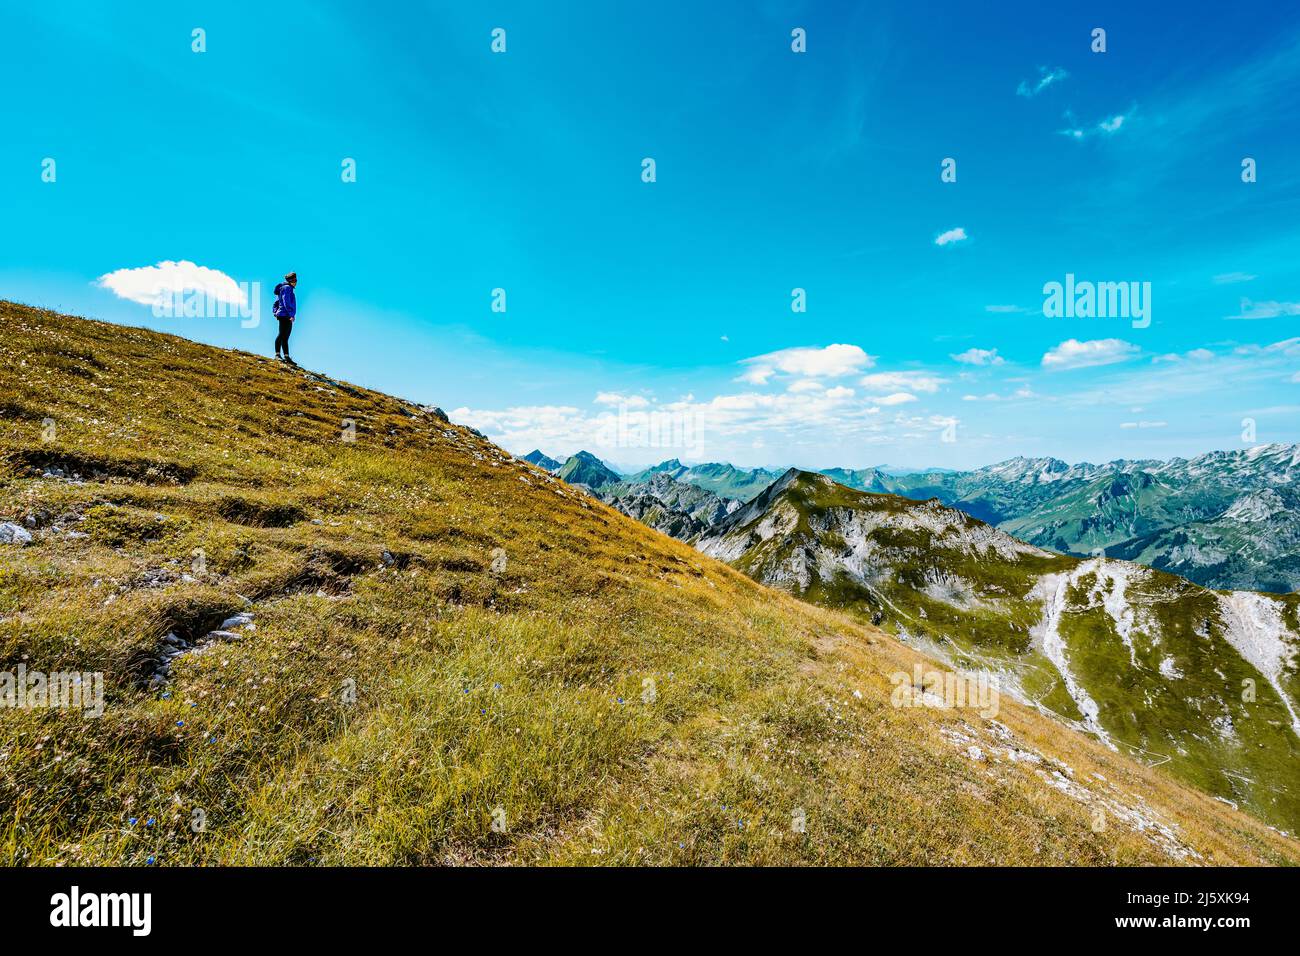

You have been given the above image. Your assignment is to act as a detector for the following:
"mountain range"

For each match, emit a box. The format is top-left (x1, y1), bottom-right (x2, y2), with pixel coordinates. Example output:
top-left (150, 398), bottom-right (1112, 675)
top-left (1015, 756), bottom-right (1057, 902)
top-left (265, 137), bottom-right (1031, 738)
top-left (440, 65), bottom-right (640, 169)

top-left (692, 469), bottom-right (1300, 833)
top-left (530, 446), bottom-right (1300, 594)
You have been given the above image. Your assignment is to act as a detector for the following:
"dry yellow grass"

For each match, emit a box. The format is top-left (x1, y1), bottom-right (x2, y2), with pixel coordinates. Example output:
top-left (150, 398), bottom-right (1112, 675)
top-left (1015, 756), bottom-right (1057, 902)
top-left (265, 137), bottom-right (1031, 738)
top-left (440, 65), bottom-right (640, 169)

top-left (0, 300), bottom-right (1295, 865)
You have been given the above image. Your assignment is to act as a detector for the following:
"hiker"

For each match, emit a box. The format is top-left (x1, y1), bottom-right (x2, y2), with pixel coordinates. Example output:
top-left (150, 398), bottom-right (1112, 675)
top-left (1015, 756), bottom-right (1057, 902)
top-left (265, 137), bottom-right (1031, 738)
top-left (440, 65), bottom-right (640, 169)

top-left (272, 272), bottom-right (298, 364)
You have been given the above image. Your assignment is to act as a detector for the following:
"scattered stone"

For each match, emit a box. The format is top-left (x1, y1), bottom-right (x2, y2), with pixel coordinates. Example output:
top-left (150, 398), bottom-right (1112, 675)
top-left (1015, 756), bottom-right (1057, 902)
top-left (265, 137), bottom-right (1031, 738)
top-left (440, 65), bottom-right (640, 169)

top-left (0, 522), bottom-right (33, 545)
top-left (23, 515), bottom-right (37, 529)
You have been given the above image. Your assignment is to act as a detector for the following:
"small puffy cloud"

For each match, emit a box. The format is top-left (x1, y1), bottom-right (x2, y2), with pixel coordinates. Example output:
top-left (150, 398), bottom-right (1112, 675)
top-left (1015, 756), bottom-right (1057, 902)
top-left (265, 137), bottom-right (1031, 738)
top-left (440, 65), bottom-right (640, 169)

top-left (787, 379), bottom-right (825, 393)
top-left (962, 386), bottom-right (1036, 402)
top-left (739, 343), bottom-right (874, 384)
top-left (1017, 66), bottom-right (1068, 98)
top-left (876, 392), bottom-right (917, 406)
top-left (934, 227), bottom-right (968, 247)
top-left (1120, 421), bottom-right (1168, 429)
top-left (1153, 347), bottom-right (1216, 364)
top-left (1227, 298), bottom-right (1300, 320)
top-left (1060, 109), bottom-right (1133, 140)
top-left (97, 260), bottom-right (248, 308)
top-left (594, 392), bottom-right (650, 408)
top-left (1213, 272), bottom-right (1256, 285)
top-left (1042, 338), bottom-right (1139, 370)
top-left (824, 385), bottom-right (855, 400)
top-left (951, 347), bottom-right (1004, 366)
top-left (860, 371), bottom-right (944, 393)
top-left (1235, 336), bottom-right (1300, 357)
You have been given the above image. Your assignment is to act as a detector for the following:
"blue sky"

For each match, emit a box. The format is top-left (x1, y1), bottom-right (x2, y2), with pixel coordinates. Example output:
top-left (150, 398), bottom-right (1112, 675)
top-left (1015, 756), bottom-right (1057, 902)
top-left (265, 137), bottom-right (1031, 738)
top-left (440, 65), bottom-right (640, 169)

top-left (3, 0), bottom-right (1299, 470)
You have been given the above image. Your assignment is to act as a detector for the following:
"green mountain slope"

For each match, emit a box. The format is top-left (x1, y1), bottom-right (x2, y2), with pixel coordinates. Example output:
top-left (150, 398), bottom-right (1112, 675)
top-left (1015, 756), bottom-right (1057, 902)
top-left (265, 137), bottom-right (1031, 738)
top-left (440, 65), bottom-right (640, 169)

top-left (696, 470), bottom-right (1300, 834)
top-left (1109, 486), bottom-right (1300, 594)
top-left (679, 450), bottom-right (1300, 593)
top-left (1, 302), bottom-right (1296, 866)
top-left (554, 450), bottom-right (621, 488)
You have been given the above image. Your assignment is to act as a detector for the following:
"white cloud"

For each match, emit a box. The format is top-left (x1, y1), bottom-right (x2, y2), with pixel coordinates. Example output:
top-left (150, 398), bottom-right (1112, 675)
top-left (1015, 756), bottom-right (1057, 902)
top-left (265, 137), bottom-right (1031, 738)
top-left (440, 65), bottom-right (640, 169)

top-left (934, 227), bottom-right (968, 247)
top-left (1060, 108), bottom-right (1134, 140)
top-left (876, 392), bottom-right (917, 406)
top-left (1234, 336), bottom-right (1300, 357)
top-left (1041, 338), bottom-right (1139, 371)
top-left (1227, 298), bottom-right (1300, 320)
top-left (950, 347), bottom-right (1004, 366)
top-left (1213, 272), bottom-right (1256, 285)
top-left (1153, 347), bottom-right (1216, 364)
top-left (452, 378), bottom-right (914, 464)
top-left (983, 305), bottom-right (1027, 314)
top-left (787, 379), bottom-right (825, 393)
top-left (594, 392), bottom-right (650, 408)
top-left (1017, 66), bottom-right (1068, 98)
top-left (739, 344), bottom-right (874, 384)
top-left (1120, 421), bottom-right (1168, 429)
top-left (961, 386), bottom-right (1036, 402)
top-left (1291, 371), bottom-right (1300, 383)
top-left (860, 371), bottom-right (944, 393)
top-left (97, 260), bottom-right (248, 308)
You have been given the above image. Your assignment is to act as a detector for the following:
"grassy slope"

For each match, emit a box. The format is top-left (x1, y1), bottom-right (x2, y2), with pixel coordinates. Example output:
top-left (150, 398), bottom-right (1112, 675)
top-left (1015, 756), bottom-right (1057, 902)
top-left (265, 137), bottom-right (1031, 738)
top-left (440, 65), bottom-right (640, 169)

top-left (0, 301), bottom-right (1296, 866)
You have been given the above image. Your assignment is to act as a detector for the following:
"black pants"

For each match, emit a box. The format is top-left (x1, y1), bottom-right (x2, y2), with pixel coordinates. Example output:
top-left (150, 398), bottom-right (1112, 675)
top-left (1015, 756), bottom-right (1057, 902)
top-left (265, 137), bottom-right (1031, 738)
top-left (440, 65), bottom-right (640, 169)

top-left (275, 317), bottom-right (293, 357)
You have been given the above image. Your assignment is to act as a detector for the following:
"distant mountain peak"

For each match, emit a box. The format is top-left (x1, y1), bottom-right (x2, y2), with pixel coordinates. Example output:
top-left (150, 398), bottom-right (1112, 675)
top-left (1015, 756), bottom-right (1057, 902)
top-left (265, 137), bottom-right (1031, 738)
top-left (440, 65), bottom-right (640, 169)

top-left (556, 451), bottom-right (621, 489)
top-left (522, 449), bottom-right (561, 471)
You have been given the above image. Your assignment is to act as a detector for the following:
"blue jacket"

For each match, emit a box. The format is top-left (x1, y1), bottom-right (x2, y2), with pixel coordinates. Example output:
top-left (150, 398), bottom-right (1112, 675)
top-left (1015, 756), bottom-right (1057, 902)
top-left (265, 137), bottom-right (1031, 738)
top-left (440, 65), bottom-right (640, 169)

top-left (273, 282), bottom-right (297, 319)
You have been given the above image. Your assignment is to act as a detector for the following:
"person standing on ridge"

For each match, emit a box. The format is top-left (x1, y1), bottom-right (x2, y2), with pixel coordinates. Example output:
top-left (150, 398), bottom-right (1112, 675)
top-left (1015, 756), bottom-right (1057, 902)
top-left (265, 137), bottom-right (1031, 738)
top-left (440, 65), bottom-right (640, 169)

top-left (272, 272), bottom-right (298, 364)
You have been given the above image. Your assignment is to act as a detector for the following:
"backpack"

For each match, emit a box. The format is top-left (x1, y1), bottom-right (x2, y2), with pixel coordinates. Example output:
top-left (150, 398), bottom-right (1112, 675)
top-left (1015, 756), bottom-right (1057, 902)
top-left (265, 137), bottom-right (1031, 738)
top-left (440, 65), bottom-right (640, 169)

top-left (272, 283), bottom-right (285, 318)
